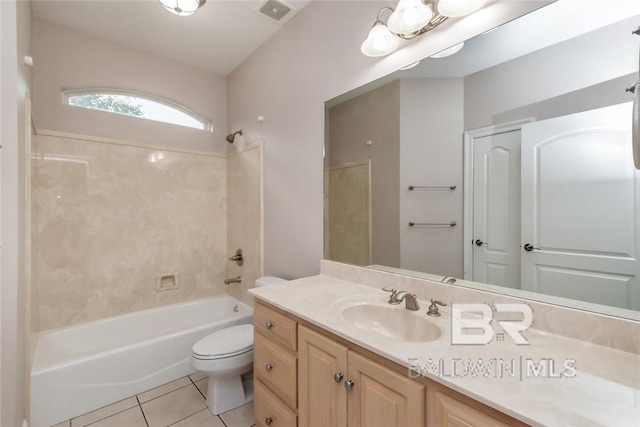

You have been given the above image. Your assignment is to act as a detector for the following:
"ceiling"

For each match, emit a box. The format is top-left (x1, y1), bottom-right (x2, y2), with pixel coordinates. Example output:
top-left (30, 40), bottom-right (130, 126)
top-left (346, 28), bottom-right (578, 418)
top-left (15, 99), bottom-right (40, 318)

top-left (31, 0), bottom-right (311, 76)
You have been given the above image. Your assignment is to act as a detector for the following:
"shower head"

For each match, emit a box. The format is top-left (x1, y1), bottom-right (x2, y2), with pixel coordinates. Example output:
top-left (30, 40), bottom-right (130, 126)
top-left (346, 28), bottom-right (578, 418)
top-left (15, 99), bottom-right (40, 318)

top-left (226, 129), bottom-right (243, 144)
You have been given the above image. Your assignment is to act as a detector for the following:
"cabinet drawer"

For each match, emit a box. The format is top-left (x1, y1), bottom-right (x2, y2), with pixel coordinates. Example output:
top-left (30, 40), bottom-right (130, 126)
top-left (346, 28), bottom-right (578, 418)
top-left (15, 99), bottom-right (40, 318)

top-left (255, 332), bottom-right (297, 408)
top-left (255, 302), bottom-right (297, 351)
top-left (255, 379), bottom-right (297, 427)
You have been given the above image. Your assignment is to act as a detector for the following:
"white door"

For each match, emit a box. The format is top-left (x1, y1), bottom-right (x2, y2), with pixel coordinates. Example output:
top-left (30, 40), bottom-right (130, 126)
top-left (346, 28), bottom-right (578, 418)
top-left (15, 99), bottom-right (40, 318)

top-left (472, 130), bottom-right (522, 288)
top-left (521, 102), bottom-right (640, 310)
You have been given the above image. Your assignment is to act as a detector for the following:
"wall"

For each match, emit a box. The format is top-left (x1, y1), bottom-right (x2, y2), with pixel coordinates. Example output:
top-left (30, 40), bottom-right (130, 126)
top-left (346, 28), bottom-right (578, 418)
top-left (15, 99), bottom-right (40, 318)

top-left (464, 15), bottom-right (640, 130)
top-left (33, 133), bottom-right (228, 330)
top-left (327, 80), bottom-right (400, 267)
top-left (227, 0), bottom-right (551, 279)
top-left (399, 78), bottom-right (464, 276)
top-left (32, 18), bottom-right (227, 154)
top-left (1, 0), bottom-right (31, 424)
top-left (225, 143), bottom-right (263, 306)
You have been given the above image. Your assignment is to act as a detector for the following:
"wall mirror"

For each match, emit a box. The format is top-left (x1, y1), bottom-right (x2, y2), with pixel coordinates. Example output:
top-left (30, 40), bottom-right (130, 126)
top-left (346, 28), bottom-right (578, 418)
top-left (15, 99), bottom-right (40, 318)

top-left (324, 1), bottom-right (640, 320)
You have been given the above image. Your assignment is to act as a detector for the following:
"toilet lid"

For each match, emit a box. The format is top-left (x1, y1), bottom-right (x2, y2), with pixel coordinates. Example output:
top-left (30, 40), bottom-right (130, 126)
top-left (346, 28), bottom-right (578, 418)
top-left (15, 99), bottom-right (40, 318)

top-left (192, 324), bottom-right (253, 359)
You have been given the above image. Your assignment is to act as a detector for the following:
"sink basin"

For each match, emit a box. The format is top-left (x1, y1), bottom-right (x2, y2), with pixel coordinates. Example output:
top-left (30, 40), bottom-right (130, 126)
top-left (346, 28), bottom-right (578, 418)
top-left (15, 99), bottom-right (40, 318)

top-left (341, 304), bottom-right (441, 342)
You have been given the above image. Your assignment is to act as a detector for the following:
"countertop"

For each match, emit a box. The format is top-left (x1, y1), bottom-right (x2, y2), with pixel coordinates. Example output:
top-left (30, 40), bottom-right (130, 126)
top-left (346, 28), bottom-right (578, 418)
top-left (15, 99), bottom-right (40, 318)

top-left (249, 275), bottom-right (640, 427)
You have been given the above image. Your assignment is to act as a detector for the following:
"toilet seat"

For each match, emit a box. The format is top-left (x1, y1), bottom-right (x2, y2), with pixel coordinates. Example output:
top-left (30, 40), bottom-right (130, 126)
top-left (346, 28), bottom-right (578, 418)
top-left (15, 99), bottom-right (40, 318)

top-left (192, 324), bottom-right (253, 360)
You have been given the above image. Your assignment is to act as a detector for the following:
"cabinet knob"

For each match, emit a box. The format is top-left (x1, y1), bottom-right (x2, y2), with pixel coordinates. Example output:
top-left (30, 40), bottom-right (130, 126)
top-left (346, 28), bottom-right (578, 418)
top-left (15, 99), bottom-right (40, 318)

top-left (265, 416), bottom-right (273, 425)
top-left (265, 321), bottom-right (274, 329)
top-left (265, 363), bottom-right (273, 372)
top-left (344, 379), bottom-right (355, 390)
top-left (333, 372), bottom-right (344, 383)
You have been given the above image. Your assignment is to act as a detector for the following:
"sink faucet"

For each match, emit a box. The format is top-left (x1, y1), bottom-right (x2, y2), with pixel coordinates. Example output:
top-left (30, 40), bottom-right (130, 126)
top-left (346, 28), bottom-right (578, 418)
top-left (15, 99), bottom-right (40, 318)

top-left (382, 288), bottom-right (420, 311)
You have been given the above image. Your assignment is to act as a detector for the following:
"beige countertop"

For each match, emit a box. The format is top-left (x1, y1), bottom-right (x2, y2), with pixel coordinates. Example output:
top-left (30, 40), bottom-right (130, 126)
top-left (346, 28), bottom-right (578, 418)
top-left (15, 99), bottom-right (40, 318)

top-left (249, 274), bottom-right (640, 427)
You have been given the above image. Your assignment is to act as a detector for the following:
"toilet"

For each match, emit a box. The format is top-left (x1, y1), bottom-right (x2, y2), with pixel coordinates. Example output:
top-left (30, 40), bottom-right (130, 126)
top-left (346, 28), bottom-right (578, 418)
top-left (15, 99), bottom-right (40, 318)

top-left (191, 276), bottom-right (287, 415)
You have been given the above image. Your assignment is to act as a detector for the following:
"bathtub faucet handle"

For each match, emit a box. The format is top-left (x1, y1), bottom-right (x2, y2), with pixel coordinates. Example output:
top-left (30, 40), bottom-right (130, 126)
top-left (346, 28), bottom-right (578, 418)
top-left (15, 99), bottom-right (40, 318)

top-left (229, 248), bottom-right (244, 266)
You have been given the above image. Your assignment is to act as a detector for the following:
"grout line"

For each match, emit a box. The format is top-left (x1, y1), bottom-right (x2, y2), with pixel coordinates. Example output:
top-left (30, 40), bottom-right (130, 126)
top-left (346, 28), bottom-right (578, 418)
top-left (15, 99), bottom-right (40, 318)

top-left (138, 381), bottom-right (195, 405)
top-left (136, 396), bottom-right (150, 427)
top-left (79, 401), bottom-right (139, 427)
top-left (218, 414), bottom-right (229, 427)
top-left (192, 377), bottom-right (207, 400)
top-left (167, 408), bottom-right (211, 427)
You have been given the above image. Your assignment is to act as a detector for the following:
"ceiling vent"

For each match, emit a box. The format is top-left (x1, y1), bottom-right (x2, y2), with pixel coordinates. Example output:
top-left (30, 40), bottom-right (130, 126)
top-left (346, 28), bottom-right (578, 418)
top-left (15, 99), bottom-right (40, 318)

top-left (257, 0), bottom-right (293, 22)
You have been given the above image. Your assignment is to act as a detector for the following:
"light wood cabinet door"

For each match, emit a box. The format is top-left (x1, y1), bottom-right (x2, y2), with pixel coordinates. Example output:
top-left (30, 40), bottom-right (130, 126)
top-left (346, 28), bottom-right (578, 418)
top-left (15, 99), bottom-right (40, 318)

top-left (254, 379), bottom-right (297, 427)
top-left (254, 332), bottom-right (297, 408)
top-left (433, 392), bottom-right (512, 427)
top-left (346, 351), bottom-right (424, 427)
top-left (298, 326), bottom-right (348, 427)
top-left (255, 302), bottom-right (298, 352)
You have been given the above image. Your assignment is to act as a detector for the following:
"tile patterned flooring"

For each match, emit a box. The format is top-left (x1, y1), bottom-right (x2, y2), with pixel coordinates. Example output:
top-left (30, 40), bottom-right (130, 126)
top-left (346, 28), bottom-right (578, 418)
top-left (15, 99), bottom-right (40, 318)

top-left (51, 373), bottom-right (255, 427)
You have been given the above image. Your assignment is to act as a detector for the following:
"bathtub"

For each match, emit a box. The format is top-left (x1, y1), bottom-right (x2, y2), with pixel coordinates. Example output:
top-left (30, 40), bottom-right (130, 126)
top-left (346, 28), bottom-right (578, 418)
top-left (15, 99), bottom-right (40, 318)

top-left (30, 295), bottom-right (253, 427)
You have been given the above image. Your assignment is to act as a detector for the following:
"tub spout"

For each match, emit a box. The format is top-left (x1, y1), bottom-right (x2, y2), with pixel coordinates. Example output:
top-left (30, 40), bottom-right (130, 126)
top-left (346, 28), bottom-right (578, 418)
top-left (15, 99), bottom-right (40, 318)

top-left (225, 276), bottom-right (242, 285)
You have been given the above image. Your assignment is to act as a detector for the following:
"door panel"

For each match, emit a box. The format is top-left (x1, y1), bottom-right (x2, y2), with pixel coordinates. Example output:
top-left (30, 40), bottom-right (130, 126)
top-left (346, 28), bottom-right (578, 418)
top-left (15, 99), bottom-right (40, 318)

top-left (472, 131), bottom-right (522, 288)
top-left (521, 102), bottom-right (640, 309)
top-left (298, 326), bottom-right (348, 427)
top-left (347, 352), bottom-right (424, 427)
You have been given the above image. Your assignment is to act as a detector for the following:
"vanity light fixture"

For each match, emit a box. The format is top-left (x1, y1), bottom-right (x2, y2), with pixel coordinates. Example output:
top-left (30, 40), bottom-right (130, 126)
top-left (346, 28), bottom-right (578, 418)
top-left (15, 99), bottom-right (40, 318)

top-left (430, 41), bottom-right (464, 58)
top-left (400, 60), bottom-right (421, 70)
top-left (158, 0), bottom-right (206, 16)
top-left (361, 0), bottom-right (487, 57)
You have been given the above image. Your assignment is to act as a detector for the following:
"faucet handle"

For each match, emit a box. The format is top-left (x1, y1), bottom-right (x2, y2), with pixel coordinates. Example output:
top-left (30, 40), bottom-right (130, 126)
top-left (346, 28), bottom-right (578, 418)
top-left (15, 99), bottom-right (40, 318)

top-left (382, 288), bottom-right (400, 304)
top-left (427, 299), bottom-right (447, 317)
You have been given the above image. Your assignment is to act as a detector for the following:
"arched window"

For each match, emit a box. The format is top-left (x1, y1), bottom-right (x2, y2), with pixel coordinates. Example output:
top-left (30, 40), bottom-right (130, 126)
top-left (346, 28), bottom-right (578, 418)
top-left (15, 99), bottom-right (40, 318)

top-left (63, 89), bottom-right (212, 132)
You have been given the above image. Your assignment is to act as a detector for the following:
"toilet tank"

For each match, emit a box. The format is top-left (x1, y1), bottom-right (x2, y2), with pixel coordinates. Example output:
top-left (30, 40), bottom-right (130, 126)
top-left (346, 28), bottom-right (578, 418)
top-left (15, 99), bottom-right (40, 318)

top-left (255, 276), bottom-right (287, 287)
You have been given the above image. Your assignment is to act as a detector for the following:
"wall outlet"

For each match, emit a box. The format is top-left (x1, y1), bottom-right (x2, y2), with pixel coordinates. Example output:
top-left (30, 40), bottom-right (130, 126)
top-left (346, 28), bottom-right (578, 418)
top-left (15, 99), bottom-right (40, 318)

top-left (156, 273), bottom-right (180, 292)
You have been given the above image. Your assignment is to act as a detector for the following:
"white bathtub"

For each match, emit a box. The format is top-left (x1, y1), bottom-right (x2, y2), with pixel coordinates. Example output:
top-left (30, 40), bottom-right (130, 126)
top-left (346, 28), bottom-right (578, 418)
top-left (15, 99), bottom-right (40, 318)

top-left (30, 295), bottom-right (253, 427)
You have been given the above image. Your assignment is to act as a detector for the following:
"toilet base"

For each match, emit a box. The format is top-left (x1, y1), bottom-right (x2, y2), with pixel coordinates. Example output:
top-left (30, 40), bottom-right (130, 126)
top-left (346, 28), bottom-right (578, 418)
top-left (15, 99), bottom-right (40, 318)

top-left (206, 374), bottom-right (254, 415)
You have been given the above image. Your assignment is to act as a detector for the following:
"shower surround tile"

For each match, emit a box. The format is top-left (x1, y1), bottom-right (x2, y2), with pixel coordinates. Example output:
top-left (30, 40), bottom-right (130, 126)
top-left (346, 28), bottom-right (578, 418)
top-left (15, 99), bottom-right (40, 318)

top-left (33, 134), bottom-right (228, 330)
top-left (225, 144), bottom-right (263, 306)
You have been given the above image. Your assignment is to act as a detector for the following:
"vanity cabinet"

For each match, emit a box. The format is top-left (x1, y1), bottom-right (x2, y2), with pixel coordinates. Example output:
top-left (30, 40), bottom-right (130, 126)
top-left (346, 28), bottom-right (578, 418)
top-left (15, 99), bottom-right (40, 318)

top-left (254, 302), bottom-right (298, 427)
top-left (254, 301), bottom-right (528, 427)
top-left (298, 325), bottom-right (424, 427)
top-left (431, 392), bottom-right (512, 427)
top-left (298, 326), bottom-right (348, 427)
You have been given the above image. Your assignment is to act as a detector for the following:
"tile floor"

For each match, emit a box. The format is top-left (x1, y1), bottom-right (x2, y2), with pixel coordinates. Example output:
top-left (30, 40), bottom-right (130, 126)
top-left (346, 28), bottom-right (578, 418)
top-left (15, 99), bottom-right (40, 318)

top-left (51, 372), bottom-right (256, 427)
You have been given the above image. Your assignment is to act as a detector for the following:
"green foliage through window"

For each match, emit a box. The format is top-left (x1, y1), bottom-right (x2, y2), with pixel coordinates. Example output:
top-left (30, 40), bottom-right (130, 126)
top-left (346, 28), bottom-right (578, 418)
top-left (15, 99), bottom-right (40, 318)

top-left (69, 94), bottom-right (144, 117)
top-left (64, 91), bottom-right (211, 131)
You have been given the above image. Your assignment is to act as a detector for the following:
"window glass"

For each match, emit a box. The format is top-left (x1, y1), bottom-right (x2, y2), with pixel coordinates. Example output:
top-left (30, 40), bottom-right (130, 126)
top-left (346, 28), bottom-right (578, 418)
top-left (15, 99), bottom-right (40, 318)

top-left (65, 91), bottom-right (211, 131)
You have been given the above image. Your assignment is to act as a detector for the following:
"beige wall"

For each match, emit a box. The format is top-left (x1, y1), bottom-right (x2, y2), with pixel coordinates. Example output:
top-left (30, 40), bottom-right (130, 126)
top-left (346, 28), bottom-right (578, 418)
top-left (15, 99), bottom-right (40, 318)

top-left (328, 80), bottom-right (400, 267)
top-left (1, 0), bottom-right (32, 424)
top-left (225, 144), bottom-right (264, 306)
top-left (227, 0), bottom-right (551, 279)
top-left (32, 18), bottom-right (228, 154)
top-left (32, 133), bottom-right (229, 330)
top-left (463, 15), bottom-right (640, 130)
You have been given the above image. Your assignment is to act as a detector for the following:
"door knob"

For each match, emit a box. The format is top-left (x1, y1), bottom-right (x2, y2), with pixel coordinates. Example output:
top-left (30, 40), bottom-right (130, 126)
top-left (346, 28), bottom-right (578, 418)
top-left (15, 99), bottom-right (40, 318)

top-left (344, 380), bottom-right (355, 390)
top-left (333, 373), bottom-right (344, 383)
top-left (523, 243), bottom-right (539, 252)
top-left (475, 239), bottom-right (487, 246)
